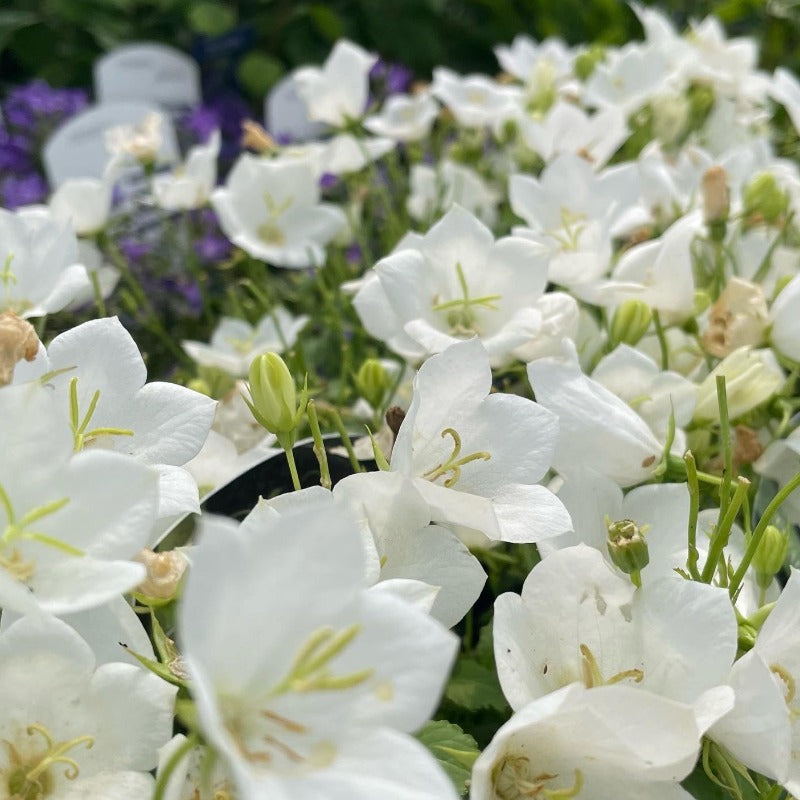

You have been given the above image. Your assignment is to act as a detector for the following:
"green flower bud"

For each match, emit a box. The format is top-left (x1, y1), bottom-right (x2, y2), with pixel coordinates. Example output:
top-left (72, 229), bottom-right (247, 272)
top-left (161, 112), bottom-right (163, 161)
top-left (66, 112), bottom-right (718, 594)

top-left (246, 352), bottom-right (303, 438)
top-left (743, 173), bottom-right (789, 224)
top-left (574, 45), bottom-right (605, 81)
top-left (606, 518), bottom-right (650, 580)
top-left (609, 300), bottom-right (652, 347)
top-left (752, 524), bottom-right (789, 588)
top-left (355, 358), bottom-right (390, 410)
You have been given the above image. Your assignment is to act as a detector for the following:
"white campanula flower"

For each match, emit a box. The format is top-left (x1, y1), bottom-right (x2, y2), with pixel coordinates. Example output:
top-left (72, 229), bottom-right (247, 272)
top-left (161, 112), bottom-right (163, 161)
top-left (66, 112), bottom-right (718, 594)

top-left (105, 110), bottom-right (165, 166)
top-left (0, 381), bottom-right (161, 616)
top-left (211, 154), bottom-right (346, 268)
top-left (493, 545), bottom-right (736, 715)
top-left (0, 614), bottom-right (175, 800)
top-left (182, 307), bottom-right (309, 377)
top-left (389, 338), bottom-right (571, 546)
top-left (430, 67), bottom-right (520, 128)
top-left (14, 317), bottom-right (216, 527)
top-left (527, 342), bottom-right (664, 487)
top-left (494, 35), bottom-right (574, 87)
top-left (178, 503), bottom-right (459, 799)
top-left (353, 205), bottom-right (566, 366)
top-left (709, 570), bottom-right (800, 793)
top-left (48, 162), bottom-right (118, 237)
top-left (407, 160), bottom-right (500, 227)
top-left (152, 129), bottom-right (221, 211)
top-left (0, 207), bottom-right (89, 319)
top-left (515, 100), bottom-right (628, 167)
top-left (471, 682), bottom-right (713, 800)
top-left (293, 39), bottom-right (377, 127)
top-left (364, 92), bottom-right (439, 142)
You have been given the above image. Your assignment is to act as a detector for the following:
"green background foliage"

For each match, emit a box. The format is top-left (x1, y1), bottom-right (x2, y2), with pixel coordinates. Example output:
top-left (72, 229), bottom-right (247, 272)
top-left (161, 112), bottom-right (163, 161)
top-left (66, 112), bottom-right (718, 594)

top-left (1, 0), bottom-right (799, 101)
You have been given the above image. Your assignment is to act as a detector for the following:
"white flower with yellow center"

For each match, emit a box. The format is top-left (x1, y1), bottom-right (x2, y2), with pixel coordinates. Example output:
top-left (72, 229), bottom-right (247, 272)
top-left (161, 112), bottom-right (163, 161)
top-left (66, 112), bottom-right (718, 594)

top-left (178, 504), bottom-right (459, 799)
top-left (211, 154), bottom-right (346, 269)
top-left (353, 205), bottom-right (564, 366)
top-left (430, 68), bottom-right (520, 129)
top-left (0, 614), bottom-right (175, 800)
top-left (364, 93), bottom-right (439, 142)
top-left (152, 130), bottom-right (221, 211)
top-left (0, 382), bottom-right (160, 616)
top-left (388, 338), bottom-right (571, 546)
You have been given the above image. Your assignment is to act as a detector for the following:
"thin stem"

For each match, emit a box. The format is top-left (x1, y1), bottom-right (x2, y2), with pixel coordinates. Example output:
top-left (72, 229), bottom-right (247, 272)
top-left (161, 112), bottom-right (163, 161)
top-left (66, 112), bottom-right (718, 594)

top-left (717, 375), bottom-right (733, 519)
top-left (729, 468), bottom-right (800, 598)
top-left (306, 401), bottom-right (331, 490)
top-left (278, 433), bottom-right (302, 491)
top-left (701, 478), bottom-right (750, 584)
top-left (152, 733), bottom-right (199, 800)
top-left (89, 271), bottom-right (106, 317)
top-left (652, 310), bottom-right (669, 370)
top-left (685, 452), bottom-right (702, 580)
top-left (328, 408), bottom-right (365, 473)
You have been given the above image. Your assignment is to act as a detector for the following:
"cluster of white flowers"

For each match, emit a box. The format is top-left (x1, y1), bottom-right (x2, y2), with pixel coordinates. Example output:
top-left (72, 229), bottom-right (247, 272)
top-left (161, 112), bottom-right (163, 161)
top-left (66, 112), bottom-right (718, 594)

top-left (8, 4), bottom-right (800, 799)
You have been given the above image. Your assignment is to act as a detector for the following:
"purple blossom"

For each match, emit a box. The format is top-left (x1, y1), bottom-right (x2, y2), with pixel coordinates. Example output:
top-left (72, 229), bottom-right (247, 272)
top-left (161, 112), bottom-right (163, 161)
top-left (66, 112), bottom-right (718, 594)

top-left (161, 277), bottom-right (204, 316)
top-left (118, 237), bottom-right (153, 263)
top-left (370, 60), bottom-right (414, 97)
top-left (345, 243), bottom-right (362, 265)
top-left (319, 172), bottom-right (340, 191)
top-left (0, 132), bottom-right (32, 174)
top-left (183, 105), bottom-right (221, 144)
top-left (1, 172), bottom-right (47, 209)
top-left (4, 80), bottom-right (88, 130)
top-left (195, 232), bottom-right (231, 263)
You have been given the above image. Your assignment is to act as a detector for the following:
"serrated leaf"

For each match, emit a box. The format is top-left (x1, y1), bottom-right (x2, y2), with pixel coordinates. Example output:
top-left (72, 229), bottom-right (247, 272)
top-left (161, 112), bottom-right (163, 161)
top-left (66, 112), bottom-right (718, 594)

top-left (417, 719), bottom-right (480, 794)
top-left (445, 658), bottom-right (508, 712)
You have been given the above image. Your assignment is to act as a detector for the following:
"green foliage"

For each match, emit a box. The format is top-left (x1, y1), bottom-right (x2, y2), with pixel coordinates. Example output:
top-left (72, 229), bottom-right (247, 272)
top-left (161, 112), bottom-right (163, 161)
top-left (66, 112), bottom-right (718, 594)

top-left (416, 720), bottom-right (480, 796)
top-left (2, 1), bottom-right (800, 102)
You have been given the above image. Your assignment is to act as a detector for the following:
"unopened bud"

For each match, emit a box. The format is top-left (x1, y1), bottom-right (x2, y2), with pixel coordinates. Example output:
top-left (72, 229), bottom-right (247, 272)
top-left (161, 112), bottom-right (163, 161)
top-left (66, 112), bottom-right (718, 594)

top-left (0, 312), bottom-right (39, 386)
top-left (702, 166), bottom-right (730, 226)
top-left (743, 173), bottom-right (789, 224)
top-left (246, 352), bottom-right (303, 437)
top-left (135, 548), bottom-right (188, 600)
top-left (702, 278), bottom-right (768, 358)
top-left (752, 524), bottom-right (789, 588)
top-left (355, 358), bottom-right (390, 410)
top-left (241, 120), bottom-right (276, 153)
top-left (610, 300), bottom-right (652, 347)
top-left (606, 518), bottom-right (650, 578)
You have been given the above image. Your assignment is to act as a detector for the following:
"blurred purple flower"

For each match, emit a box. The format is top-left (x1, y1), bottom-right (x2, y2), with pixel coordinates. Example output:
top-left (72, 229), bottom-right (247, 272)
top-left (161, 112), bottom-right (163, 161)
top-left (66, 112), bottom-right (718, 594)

top-left (0, 132), bottom-right (32, 173)
top-left (195, 232), bottom-right (231, 263)
top-left (1, 172), bottom-right (47, 209)
top-left (183, 105), bottom-right (220, 143)
top-left (161, 277), bottom-right (204, 316)
top-left (319, 172), bottom-right (339, 191)
top-left (370, 60), bottom-right (414, 97)
top-left (4, 80), bottom-right (88, 130)
top-left (345, 243), bottom-right (362, 265)
top-left (118, 237), bottom-right (153, 263)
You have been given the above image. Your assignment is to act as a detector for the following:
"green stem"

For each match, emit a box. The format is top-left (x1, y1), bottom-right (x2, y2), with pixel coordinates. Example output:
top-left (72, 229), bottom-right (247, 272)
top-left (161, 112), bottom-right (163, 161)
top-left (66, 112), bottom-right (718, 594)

top-left (729, 468), bottom-right (800, 598)
top-left (306, 400), bottom-right (331, 490)
top-left (717, 375), bottom-right (733, 519)
top-left (152, 733), bottom-right (199, 800)
top-left (652, 310), bottom-right (669, 370)
top-left (701, 478), bottom-right (750, 583)
top-left (685, 452), bottom-right (702, 580)
top-left (89, 270), bottom-right (106, 317)
top-left (328, 408), bottom-right (365, 473)
top-left (278, 433), bottom-right (302, 491)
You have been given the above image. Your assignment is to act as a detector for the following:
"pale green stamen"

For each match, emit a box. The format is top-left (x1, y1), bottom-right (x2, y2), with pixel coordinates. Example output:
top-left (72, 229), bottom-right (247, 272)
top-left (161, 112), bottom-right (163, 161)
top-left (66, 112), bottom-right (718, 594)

top-left (1, 252), bottom-right (17, 288)
top-left (422, 428), bottom-right (491, 488)
top-left (68, 377), bottom-right (134, 452)
top-left (431, 262), bottom-right (501, 334)
top-left (580, 643), bottom-right (643, 689)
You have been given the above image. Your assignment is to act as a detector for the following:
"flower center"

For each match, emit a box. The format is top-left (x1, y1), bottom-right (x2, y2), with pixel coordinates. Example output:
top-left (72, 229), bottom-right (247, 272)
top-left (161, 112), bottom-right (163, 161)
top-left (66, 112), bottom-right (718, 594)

top-left (492, 756), bottom-right (583, 800)
top-left (1, 253), bottom-right (17, 289)
top-left (580, 643), bottom-right (644, 689)
top-left (3, 723), bottom-right (94, 800)
top-left (68, 376), bottom-right (134, 452)
top-left (223, 624), bottom-right (373, 771)
top-left (0, 483), bottom-right (78, 582)
top-left (770, 663), bottom-right (800, 720)
top-left (421, 427), bottom-right (491, 488)
top-left (431, 261), bottom-right (501, 337)
top-left (550, 209), bottom-right (588, 252)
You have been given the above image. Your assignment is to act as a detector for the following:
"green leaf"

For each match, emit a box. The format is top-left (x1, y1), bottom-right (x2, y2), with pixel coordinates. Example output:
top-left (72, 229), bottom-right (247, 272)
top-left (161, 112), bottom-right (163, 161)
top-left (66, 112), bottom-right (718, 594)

top-left (187, 2), bottom-right (237, 35)
top-left (309, 4), bottom-right (344, 40)
top-left (236, 51), bottom-right (284, 100)
top-left (445, 658), bottom-right (508, 712)
top-left (416, 719), bottom-right (480, 795)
